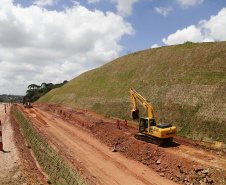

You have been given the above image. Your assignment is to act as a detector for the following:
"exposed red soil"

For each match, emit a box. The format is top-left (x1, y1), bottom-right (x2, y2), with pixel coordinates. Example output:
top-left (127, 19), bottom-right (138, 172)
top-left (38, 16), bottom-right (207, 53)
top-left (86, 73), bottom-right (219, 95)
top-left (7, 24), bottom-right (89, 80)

top-left (18, 102), bottom-right (226, 185)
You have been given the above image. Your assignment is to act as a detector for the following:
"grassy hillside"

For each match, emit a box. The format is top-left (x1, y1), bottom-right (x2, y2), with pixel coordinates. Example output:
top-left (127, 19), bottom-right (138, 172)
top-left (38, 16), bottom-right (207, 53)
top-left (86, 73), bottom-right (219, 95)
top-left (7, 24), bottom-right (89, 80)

top-left (38, 41), bottom-right (226, 143)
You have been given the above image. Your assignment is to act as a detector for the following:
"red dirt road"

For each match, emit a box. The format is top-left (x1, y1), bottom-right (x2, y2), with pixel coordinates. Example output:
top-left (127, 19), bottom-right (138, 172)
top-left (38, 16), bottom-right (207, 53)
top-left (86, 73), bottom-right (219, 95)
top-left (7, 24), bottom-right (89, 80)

top-left (21, 105), bottom-right (176, 185)
top-left (19, 103), bottom-right (226, 185)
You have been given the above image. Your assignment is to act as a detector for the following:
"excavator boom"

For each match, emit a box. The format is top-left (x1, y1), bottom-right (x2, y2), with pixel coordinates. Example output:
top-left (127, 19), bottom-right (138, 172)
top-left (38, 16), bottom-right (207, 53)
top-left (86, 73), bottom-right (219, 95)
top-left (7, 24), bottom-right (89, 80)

top-left (130, 88), bottom-right (155, 119)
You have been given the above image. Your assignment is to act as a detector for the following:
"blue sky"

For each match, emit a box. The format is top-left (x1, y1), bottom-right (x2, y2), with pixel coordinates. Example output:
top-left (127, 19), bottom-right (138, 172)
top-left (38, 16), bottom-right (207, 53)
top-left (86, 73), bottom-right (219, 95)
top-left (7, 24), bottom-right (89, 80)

top-left (0, 0), bottom-right (226, 95)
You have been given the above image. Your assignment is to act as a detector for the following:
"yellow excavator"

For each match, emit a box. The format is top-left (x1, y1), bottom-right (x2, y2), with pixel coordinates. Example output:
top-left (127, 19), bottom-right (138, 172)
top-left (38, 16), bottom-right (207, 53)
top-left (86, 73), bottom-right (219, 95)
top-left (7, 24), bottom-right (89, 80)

top-left (24, 99), bottom-right (33, 108)
top-left (130, 88), bottom-right (176, 145)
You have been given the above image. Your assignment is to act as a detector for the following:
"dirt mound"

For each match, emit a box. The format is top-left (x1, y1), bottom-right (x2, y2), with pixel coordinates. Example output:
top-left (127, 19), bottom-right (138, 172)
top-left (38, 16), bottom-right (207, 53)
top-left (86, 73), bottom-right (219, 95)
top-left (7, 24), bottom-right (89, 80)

top-left (34, 102), bottom-right (226, 185)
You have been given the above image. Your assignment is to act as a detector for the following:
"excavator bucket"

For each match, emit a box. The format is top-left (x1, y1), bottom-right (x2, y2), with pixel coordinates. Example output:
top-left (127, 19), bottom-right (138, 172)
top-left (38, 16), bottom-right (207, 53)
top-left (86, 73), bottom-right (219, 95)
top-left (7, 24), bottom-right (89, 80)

top-left (131, 110), bottom-right (139, 120)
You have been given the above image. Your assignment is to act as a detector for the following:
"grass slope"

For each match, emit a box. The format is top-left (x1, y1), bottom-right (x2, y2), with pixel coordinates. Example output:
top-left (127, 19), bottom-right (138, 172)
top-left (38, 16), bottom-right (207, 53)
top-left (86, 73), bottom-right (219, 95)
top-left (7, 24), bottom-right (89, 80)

top-left (38, 42), bottom-right (226, 143)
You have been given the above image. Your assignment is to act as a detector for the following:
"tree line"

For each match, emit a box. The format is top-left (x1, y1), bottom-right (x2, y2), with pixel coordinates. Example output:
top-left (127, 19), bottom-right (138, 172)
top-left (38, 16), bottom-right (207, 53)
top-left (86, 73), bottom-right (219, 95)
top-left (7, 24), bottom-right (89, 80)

top-left (23, 80), bottom-right (68, 103)
top-left (0, 94), bottom-right (23, 103)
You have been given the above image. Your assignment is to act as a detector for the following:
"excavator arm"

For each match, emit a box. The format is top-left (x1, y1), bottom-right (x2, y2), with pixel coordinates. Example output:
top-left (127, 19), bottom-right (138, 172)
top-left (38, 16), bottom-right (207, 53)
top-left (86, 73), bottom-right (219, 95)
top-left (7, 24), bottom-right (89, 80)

top-left (130, 88), bottom-right (155, 119)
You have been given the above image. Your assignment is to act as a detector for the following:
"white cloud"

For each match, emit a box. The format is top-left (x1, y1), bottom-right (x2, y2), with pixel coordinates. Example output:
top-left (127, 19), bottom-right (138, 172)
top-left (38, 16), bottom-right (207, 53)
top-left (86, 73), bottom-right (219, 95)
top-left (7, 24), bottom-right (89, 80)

top-left (200, 8), bottom-right (226, 41)
top-left (176, 0), bottom-right (204, 8)
top-left (88, 0), bottom-right (100, 4)
top-left (0, 0), bottom-right (134, 95)
top-left (151, 44), bottom-right (161, 48)
top-left (162, 25), bottom-right (203, 45)
top-left (33, 0), bottom-right (56, 7)
top-left (155, 6), bottom-right (173, 17)
top-left (162, 8), bottom-right (226, 45)
top-left (111, 0), bottom-right (139, 17)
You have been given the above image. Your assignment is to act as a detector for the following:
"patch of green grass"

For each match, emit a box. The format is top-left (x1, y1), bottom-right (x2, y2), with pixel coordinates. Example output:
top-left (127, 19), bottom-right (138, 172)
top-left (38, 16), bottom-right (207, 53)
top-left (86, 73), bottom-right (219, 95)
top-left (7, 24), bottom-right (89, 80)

top-left (92, 103), bottom-right (101, 111)
top-left (118, 69), bottom-right (136, 81)
top-left (178, 126), bottom-right (191, 136)
top-left (148, 48), bottom-right (158, 56)
top-left (92, 74), bottom-right (107, 84)
top-left (179, 72), bottom-right (226, 80)
top-left (203, 72), bottom-right (226, 80)
top-left (176, 41), bottom-right (196, 50)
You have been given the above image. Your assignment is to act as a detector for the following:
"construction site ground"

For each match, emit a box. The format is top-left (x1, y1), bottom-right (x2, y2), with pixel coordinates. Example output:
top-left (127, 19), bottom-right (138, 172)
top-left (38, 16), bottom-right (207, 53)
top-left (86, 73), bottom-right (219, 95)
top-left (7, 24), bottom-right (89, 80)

top-left (1, 102), bottom-right (226, 185)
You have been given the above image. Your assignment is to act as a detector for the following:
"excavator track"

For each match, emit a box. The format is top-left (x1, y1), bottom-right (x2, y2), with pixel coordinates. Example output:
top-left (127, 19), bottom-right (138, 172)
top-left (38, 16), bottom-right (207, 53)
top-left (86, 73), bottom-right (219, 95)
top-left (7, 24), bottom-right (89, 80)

top-left (135, 133), bottom-right (173, 146)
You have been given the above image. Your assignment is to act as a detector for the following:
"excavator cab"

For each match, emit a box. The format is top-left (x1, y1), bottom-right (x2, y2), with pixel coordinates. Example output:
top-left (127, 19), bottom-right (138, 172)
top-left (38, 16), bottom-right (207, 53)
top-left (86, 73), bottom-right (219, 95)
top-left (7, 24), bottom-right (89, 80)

top-left (139, 118), bottom-right (148, 132)
top-left (139, 118), bottom-right (156, 132)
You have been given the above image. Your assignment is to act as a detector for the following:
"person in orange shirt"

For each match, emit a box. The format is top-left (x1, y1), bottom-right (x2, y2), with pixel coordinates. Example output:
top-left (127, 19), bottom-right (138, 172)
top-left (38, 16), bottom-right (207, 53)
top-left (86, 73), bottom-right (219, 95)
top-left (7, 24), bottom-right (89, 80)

top-left (116, 119), bottom-right (120, 129)
top-left (124, 119), bottom-right (128, 129)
